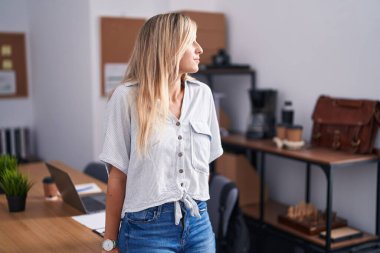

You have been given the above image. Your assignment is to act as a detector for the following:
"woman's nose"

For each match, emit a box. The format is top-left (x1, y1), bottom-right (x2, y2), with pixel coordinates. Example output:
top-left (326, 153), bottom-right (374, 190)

top-left (195, 41), bottom-right (203, 54)
top-left (198, 46), bottom-right (203, 54)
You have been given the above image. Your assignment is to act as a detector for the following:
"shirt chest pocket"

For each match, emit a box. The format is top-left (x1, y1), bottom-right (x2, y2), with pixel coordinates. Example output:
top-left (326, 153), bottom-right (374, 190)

top-left (190, 121), bottom-right (212, 174)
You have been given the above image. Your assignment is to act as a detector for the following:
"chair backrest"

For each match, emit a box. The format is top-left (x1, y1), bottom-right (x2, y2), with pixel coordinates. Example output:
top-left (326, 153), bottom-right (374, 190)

top-left (208, 174), bottom-right (239, 238)
top-left (83, 162), bottom-right (108, 183)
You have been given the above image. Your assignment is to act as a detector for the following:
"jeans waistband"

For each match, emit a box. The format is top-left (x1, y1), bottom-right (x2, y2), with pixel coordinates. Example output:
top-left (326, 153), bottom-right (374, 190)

top-left (159, 200), bottom-right (205, 213)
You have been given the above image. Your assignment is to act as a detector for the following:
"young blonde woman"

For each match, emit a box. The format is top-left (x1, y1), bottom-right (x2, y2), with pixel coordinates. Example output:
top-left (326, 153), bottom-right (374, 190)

top-left (99, 13), bottom-right (223, 253)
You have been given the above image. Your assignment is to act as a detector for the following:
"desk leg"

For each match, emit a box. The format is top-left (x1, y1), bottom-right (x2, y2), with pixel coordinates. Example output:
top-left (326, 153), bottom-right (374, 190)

top-left (322, 165), bottom-right (333, 253)
top-left (260, 152), bottom-right (266, 222)
top-left (376, 161), bottom-right (380, 236)
top-left (250, 71), bottom-right (256, 90)
top-left (248, 149), bottom-right (258, 169)
top-left (305, 163), bottom-right (311, 203)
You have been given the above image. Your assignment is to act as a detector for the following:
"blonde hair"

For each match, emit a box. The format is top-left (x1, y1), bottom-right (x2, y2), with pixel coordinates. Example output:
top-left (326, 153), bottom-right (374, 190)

top-left (124, 13), bottom-right (197, 155)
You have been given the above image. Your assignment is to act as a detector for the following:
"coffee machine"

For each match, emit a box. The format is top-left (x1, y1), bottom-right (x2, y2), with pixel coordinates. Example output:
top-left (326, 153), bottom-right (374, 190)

top-left (246, 89), bottom-right (277, 139)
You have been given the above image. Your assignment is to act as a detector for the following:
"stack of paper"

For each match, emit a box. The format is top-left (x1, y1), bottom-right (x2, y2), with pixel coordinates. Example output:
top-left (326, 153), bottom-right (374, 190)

top-left (72, 211), bottom-right (105, 230)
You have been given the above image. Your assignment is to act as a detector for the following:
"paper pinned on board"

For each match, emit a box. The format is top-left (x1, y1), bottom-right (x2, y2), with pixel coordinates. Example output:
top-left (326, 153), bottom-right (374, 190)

top-left (0, 70), bottom-right (16, 95)
top-left (1, 45), bottom-right (12, 56)
top-left (104, 63), bottom-right (128, 94)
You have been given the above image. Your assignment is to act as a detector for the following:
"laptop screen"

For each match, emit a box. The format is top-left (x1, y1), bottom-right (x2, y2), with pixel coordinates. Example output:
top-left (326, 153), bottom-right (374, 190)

top-left (46, 162), bottom-right (87, 213)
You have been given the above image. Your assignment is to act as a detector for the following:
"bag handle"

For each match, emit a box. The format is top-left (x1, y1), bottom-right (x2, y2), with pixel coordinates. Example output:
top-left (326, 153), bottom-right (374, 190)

top-left (333, 99), bottom-right (363, 108)
top-left (351, 126), bottom-right (362, 153)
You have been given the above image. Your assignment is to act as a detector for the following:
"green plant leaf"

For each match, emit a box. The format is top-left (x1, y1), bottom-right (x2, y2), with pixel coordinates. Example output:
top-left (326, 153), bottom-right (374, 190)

top-left (0, 155), bottom-right (18, 180)
top-left (0, 169), bottom-right (33, 196)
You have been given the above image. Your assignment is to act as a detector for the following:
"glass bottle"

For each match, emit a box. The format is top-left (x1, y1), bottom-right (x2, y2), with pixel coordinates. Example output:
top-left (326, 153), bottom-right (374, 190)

top-left (281, 101), bottom-right (294, 125)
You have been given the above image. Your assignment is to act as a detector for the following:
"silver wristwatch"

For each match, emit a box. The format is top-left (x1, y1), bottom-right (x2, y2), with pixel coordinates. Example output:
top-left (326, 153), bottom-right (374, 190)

top-left (102, 239), bottom-right (117, 251)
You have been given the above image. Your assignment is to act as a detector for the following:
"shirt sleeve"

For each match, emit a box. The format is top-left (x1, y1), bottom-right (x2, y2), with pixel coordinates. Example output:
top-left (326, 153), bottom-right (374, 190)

top-left (208, 91), bottom-right (224, 163)
top-left (99, 86), bottom-right (131, 174)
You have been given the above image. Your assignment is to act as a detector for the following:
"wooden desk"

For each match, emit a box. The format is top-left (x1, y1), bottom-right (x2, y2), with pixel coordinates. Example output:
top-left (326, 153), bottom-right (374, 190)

top-left (0, 161), bottom-right (107, 253)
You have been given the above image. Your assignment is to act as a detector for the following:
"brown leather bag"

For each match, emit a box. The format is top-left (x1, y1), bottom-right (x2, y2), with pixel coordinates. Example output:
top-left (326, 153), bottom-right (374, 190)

top-left (311, 95), bottom-right (380, 154)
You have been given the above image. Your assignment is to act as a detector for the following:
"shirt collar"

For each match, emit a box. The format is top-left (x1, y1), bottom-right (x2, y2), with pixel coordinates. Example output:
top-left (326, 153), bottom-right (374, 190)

top-left (124, 82), bottom-right (138, 87)
top-left (185, 79), bottom-right (202, 86)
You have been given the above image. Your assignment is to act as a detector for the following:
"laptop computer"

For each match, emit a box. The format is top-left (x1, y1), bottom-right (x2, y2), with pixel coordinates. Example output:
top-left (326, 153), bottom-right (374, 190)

top-left (46, 162), bottom-right (106, 214)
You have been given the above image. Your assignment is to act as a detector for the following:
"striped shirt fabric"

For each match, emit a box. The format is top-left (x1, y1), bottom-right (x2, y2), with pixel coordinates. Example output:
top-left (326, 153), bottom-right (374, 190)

top-left (99, 79), bottom-right (223, 220)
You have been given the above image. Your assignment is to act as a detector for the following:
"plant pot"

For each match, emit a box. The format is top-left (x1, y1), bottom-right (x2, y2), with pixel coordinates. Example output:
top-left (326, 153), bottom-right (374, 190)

top-left (6, 195), bottom-right (27, 212)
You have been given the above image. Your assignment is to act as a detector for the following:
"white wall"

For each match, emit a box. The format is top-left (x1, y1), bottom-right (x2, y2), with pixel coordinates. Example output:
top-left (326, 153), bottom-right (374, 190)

top-left (217, 0), bottom-right (380, 233)
top-left (0, 0), bottom-right (34, 131)
top-left (169, 0), bottom-right (219, 12)
top-left (27, 0), bottom-right (94, 169)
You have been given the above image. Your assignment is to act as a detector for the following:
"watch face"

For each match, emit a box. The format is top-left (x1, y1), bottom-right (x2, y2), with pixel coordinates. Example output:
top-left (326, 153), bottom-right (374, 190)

top-left (102, 239), bottom-right (114, 251)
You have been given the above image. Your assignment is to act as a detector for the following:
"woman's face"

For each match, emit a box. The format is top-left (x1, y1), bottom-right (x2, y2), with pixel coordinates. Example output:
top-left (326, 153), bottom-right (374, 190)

top-left (179, 40), bottom-right (203, 74)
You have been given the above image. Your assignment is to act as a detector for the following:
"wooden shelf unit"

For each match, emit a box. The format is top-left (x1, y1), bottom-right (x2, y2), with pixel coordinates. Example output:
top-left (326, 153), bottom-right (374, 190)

top-left (222, 135), bottom-right (380, 252)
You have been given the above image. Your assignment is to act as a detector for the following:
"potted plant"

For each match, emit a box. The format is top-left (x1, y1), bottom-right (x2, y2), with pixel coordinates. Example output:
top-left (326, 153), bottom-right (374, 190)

top-left (0, 169), bottom-right (33, 212)
top-left (0, 155), bottom-right (18, 194)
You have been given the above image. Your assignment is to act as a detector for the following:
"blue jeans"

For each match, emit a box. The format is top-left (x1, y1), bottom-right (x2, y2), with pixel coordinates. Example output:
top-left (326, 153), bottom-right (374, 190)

top-left (118, 201), bottom-right (215, 253)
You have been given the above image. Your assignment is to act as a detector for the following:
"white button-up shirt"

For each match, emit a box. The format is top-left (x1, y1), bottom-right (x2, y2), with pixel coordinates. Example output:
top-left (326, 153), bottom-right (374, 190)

top-left (99, 79), bottom-right (223, 222)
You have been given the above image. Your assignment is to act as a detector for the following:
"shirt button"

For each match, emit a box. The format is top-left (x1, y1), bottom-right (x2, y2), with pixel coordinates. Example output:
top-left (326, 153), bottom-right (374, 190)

top-left (178, 152), bottom-right (183, 157)
top-left (179, 169), bottom-right (184, 173)
top-left (178, 135), bottom-right (182, 140)
top-left (180, 183), bottom-right (184, 186)
top-left (176, 122), bottom-right (180, 126)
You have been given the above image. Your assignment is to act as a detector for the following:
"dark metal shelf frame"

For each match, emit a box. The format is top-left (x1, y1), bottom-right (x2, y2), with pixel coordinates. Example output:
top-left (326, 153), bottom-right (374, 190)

top-left (222, 140), bottom-right (380, 253)
top-left (194, 68), bottom-right (256, 90)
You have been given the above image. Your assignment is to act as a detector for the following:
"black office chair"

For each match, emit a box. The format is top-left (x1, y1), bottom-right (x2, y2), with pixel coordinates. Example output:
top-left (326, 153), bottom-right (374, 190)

top-left (83, 162), bottom-right (108, 183)
top-left (208, 173), bottom-right (251, 253)
top-left (208, 174), bottom-right (238, 239)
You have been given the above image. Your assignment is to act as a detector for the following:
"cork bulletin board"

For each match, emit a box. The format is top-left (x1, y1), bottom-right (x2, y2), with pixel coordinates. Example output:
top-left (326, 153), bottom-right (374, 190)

top-left (0, 33), bottom-right (28, 98)
top-left (100, 17), bottom-right (145, 96)
top-left (180, 11), bottom-right (226, 65)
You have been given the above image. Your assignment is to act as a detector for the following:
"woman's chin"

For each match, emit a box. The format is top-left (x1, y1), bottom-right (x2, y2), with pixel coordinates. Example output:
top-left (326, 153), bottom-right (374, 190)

top-left (189, 66), bottom-right (199, 73)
